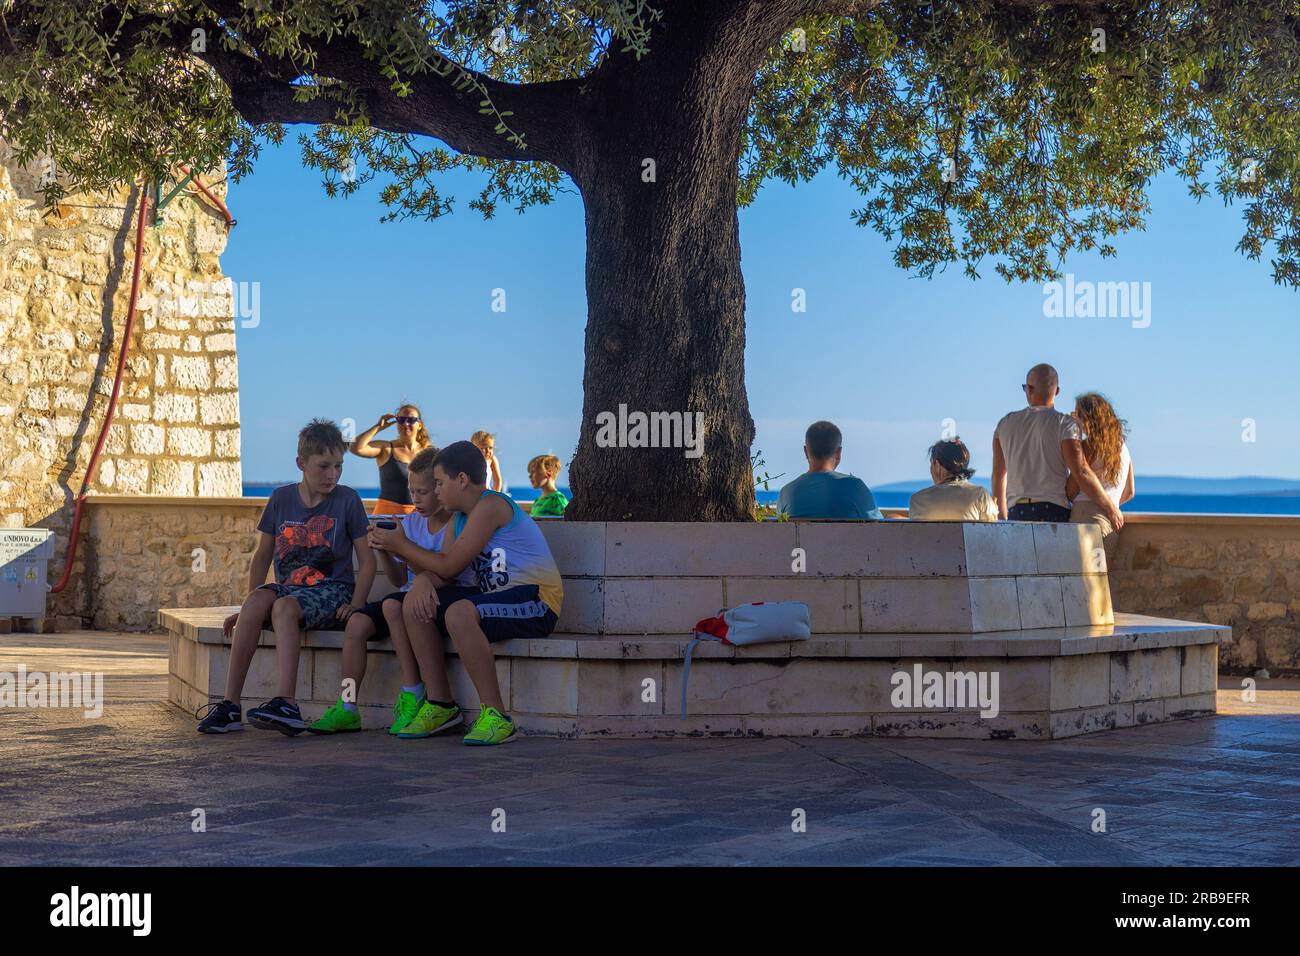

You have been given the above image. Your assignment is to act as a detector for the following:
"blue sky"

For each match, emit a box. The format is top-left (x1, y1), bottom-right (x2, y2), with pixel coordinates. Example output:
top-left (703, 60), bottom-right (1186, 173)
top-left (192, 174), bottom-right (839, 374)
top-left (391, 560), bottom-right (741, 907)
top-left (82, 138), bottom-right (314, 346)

top-left (222, 136), bottom-right (1299, 489)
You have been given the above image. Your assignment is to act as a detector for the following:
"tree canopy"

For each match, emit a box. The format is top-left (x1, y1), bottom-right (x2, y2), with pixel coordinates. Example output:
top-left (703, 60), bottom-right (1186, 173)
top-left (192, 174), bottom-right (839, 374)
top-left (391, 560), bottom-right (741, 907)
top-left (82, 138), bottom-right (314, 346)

top-left (4, 0), bottom-right (1298, 286)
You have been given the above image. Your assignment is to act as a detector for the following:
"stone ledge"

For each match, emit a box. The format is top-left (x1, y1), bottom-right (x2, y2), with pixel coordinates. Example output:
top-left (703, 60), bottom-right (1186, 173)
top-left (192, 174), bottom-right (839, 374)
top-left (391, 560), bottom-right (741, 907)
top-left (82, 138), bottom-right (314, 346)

top-left (159, 607), bottom-right (1228, 660)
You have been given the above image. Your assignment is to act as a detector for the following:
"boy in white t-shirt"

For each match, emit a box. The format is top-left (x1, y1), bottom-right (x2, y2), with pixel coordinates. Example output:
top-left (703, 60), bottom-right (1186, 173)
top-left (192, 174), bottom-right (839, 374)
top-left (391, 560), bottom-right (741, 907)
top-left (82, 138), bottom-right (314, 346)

top-left (309, 447), bottom-right (467, 735)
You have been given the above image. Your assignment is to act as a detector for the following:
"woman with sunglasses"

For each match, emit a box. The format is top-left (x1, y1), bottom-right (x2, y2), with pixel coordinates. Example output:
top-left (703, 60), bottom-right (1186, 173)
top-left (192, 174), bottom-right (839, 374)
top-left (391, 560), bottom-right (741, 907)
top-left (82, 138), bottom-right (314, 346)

top-left (350, 404), bottom-right (432, 515)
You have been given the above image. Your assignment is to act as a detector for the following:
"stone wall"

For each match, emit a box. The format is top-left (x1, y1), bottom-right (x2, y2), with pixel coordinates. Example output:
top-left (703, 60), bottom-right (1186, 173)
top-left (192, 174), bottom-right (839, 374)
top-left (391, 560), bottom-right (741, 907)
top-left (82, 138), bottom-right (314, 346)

top-left (1108, 514), bottom-right (1300, 674)
top-left (76, 500), bottom-right (1300, 677)
top-left (85, 497), bottom-right (262, 630)
top-left (0, 143), bottom-right (241, 624)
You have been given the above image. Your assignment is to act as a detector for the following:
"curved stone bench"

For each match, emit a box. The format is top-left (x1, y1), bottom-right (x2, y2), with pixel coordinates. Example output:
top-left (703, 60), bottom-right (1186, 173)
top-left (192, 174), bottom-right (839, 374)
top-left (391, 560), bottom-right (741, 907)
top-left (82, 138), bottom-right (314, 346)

top-left (161, 520), bottom-right (1230, 739)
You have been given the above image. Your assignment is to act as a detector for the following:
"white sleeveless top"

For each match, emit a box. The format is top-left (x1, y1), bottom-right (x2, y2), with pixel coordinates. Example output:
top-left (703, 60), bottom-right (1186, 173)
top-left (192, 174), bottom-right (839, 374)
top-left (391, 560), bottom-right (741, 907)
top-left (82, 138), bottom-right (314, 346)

top-left (450, 490), bottom-right (564, 614)
top-left (1076, 442), bottom-right (1131, 507)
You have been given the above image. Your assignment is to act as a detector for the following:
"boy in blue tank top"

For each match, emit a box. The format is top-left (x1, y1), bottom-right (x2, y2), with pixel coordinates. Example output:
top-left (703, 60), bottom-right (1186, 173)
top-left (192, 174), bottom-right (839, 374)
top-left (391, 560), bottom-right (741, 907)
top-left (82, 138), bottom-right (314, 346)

top-left (368, 440), bottom-right (564, 745)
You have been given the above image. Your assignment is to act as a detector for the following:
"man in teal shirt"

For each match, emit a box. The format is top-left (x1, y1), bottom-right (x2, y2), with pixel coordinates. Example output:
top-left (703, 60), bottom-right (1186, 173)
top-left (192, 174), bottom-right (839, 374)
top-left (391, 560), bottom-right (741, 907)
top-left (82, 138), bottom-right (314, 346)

top-left (776, 421), bottom-right (884, 520)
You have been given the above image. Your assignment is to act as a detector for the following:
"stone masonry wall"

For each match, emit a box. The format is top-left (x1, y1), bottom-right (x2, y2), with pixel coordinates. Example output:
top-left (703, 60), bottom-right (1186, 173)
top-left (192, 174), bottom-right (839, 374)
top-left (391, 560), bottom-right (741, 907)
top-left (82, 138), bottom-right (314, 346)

top-left (1109, 516), bottom-right (1300, 674)
top-left (80, 500), bottom-right (1299, 677)
top-left (86, 499), bottom-right (262, 630)
top-left (0, 143), bottom-right (241, 626)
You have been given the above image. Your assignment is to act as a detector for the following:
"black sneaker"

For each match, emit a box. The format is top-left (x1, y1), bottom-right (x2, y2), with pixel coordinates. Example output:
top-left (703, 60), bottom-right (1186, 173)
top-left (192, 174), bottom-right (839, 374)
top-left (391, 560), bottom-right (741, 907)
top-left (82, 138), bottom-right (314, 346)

top-left (247, 697), bottom-right (307, 736)
top-left (196, 699), bottom-right (243, 734)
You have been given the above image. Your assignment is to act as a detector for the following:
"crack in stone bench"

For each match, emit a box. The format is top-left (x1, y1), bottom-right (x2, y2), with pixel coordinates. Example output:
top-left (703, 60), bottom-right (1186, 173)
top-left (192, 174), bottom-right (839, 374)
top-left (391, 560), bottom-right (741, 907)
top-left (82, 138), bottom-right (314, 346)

top-left (162, 520), bottom-right (1230, 739)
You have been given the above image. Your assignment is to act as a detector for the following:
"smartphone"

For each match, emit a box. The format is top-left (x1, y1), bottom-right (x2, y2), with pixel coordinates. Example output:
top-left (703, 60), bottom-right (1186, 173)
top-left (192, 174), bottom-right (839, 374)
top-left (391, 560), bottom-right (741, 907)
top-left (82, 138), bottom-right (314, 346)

top-left (374, 518), bottom-right (397, 530)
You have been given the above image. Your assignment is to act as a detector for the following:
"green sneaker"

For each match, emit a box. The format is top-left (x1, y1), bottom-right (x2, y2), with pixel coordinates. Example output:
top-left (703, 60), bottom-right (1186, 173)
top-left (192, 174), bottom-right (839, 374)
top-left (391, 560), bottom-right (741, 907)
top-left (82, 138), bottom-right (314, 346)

top-left (307, 699), bottom-right (362, 734)
top-left (397, 700), bottom-right (463, 739)
top-left (463, 705), bottom-right (517, 746)
top-left (388, 690), bottom-right (425, 736)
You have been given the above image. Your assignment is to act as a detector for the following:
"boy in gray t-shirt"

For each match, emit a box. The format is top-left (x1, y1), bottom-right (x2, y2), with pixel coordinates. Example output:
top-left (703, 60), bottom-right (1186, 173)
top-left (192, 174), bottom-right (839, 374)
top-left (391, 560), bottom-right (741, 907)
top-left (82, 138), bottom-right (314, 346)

top-left (197, 420), bottom-right (374, 736)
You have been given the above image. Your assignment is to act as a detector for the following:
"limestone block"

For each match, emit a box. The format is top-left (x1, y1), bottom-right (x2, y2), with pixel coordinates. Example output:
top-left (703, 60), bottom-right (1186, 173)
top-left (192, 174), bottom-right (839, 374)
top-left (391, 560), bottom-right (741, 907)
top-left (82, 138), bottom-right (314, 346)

top-left (606, 521), bottom-right (797, 576)
top-left (1162, 540), bottom-right (1218, 570)
top-left (967, 576), bottom-right (1021, 631)
top-left (198, 461), bottom-right (241, 496)
top-left (1062, 573), bottom-right (1113, 626)
top-left (724, 576), bottom-right (859, 633)
top-left (1166, 692), bottom-right (1216, 719)
top-left (555, 577), bottom-right (603, 634)
top-left (576, 661), bottom-right (665, 716)
top-left (170, 355), bottom-right (211, 390)
top-left (1110, 647), bottom-right (1180, 704)
top-left (1247, 602), bottom-right (1287, 621)
top-left (538, 521), bottom-right (605, 576)
top-left (1179, 643), bottom-right (1217, 695)
top-left (1050, 703), bottom-right (1132, 739)
top-left (1050, 653), bottom-right (1109, 710)
top-left (129, 422), bottom-right (165, 455)
top-left (214, 428), bottom-right (241, 459)
top-left (214, 354), bottom-right (238, 389)
top-left (199, 392), bottom-right (239, 424)
top-left (1031, 522), bottom-right (1101, 574)
top-left (509, 658), bottom-right (576, 714)
top-left (154, 393), bottom-right (197, 422)
top-left (964, 523), bottom-right (1040, 576)
top-left (150, 459), bottom-right (195, 496)
top-left (603, 577), bottom-right (722, 634)
top-left (859, 577), bottom-right (971, 632)
top-left (796, 522), bottom-right (966, 577)
top-left (167, 426), bottom-right (212, 458)
top-left (1016, 576), bottom-right (1065, 629)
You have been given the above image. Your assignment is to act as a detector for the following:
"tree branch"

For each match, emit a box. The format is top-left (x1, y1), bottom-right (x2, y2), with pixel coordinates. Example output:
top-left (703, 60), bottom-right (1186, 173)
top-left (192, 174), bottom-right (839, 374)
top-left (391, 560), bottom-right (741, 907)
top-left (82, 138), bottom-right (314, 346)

top-left (187, 1), bottom-right (582, 171)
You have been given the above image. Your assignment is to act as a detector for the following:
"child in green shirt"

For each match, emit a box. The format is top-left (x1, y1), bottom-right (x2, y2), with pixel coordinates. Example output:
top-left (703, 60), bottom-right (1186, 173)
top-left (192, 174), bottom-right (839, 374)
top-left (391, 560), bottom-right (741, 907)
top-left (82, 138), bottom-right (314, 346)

top-left (527, 454), bottom-right (568, 517)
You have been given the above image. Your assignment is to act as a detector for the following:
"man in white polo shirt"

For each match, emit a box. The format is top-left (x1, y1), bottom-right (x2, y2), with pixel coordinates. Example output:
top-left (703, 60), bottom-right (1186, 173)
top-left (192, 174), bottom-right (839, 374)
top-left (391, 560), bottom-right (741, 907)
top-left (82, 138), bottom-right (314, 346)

top-left (992, 364), bottom-right (1124, 529)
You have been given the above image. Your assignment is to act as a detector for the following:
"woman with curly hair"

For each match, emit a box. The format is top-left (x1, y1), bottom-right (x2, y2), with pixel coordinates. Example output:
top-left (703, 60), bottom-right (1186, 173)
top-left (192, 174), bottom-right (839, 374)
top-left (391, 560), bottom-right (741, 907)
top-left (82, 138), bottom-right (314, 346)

top-left (1066, 392), bottom-right (1135, 554)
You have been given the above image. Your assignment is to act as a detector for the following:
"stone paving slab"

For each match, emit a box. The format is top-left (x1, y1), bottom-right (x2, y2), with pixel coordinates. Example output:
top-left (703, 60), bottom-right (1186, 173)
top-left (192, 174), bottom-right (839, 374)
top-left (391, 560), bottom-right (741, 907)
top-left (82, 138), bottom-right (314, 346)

top-left (0, 632), bottom-right (1297, 866)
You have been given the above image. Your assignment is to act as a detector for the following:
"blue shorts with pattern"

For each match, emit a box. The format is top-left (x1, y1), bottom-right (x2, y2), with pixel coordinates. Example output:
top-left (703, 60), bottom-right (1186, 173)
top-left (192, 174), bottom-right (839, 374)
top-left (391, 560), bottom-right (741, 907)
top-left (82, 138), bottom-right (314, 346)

top-left (257, 580), bottom-right (354, 631)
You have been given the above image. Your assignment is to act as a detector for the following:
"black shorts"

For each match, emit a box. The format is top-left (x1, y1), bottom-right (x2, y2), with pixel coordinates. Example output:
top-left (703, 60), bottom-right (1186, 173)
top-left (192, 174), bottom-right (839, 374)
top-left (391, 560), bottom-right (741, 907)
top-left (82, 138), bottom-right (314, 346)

top-left (351, 591), bottom-right (407, 640)
top-left (434, 584), bottom-right (559, 644)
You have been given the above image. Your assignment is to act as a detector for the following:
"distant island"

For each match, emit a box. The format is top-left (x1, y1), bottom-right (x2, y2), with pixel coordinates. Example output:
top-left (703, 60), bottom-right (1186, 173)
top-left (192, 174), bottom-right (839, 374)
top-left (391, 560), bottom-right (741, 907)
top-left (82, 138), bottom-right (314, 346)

top-left (871, 475), bottom-right (1300, 497)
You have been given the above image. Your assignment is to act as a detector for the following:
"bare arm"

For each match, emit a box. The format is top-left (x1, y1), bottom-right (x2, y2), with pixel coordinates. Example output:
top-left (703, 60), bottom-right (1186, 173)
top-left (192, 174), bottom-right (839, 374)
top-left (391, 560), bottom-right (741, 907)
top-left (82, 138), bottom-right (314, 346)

top-left (351, 415), bottom-right (395, 461)
top-left (376, 547), bottom-right (407, 588)
top-left (1062, 440), bottom-right (1124, 529)
top-left (349, 536), bottom-right (376, 609)
top-left (992, 436), bottom-right (1008, 520)
top-left (247, 532), bottom-right (274, 592)
top-left (1120, 456), bottom-right (1136, 506)
top-left (391, 497), bottom-right (510, 579)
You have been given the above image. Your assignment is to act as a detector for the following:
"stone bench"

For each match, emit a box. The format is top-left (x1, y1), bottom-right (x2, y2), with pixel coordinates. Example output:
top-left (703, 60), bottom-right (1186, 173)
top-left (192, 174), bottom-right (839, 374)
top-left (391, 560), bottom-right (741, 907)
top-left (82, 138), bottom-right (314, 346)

top-left (162, 520), bottom-right (1230, 739)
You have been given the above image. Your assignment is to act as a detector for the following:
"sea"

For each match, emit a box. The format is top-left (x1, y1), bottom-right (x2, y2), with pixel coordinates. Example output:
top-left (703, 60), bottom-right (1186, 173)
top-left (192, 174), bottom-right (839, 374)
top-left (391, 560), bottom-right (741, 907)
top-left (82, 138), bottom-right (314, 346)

top-left (241, 484), bottom-right (1300, 516)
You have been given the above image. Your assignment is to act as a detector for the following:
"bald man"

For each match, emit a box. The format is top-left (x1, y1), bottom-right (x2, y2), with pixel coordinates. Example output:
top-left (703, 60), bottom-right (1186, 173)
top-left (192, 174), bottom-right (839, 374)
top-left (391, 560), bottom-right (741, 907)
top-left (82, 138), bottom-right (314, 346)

top-left (992, 364), bottom-right (1124, 529)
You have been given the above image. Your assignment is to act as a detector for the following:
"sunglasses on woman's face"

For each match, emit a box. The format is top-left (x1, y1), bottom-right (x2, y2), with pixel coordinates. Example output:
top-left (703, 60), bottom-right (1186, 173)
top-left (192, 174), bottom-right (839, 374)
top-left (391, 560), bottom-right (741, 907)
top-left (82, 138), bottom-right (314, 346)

top-left (395, 416), bottom-right (420, 425)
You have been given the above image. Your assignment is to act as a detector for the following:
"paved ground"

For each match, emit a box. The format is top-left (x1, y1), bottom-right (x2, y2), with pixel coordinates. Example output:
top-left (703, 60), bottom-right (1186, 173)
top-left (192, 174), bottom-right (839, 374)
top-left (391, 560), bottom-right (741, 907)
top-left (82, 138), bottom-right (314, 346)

top-left (1, 632), bottom-right (1298, 866)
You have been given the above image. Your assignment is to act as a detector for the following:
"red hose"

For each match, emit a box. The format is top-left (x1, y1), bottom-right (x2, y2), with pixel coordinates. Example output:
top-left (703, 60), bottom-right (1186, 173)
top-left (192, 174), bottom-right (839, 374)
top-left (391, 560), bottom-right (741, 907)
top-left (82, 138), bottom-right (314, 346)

top-left (49, 166), bottom-right (235, 597)
top-left (49, 185), bottom-right (152, 595)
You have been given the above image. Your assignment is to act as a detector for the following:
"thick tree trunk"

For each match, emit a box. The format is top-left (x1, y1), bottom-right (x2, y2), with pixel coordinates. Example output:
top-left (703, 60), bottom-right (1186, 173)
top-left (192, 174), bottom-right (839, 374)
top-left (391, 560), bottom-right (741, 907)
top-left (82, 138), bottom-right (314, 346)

top-left (564, 27), bottom-right (762, 521)
top-left (565, 150), bottom-right (755, 521)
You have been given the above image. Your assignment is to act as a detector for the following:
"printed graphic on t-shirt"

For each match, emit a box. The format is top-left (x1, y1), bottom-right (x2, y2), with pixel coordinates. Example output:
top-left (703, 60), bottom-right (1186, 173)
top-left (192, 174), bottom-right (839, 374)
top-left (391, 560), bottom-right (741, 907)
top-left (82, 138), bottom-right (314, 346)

top-left (275, 514), bottom-right (336, 586)
top-left (469, 548), bottom-right (510, 592)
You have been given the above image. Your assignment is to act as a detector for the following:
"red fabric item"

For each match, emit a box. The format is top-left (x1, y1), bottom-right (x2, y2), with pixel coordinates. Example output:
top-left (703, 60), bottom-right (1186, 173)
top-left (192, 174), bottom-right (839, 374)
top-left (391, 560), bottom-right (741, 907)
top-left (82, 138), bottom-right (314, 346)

top-left (692, 615), bottom-right (730, 642)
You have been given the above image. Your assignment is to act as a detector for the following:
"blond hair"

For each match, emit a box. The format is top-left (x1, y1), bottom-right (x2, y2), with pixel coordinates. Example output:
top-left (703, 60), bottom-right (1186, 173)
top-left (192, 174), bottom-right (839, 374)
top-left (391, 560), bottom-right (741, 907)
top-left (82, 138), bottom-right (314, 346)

top-left (470, 430), bottom-right (495, 449)
top-left (528, 454), bottom-right (561, 479)
top-left (1075, 392), bottom-right (1128, 486)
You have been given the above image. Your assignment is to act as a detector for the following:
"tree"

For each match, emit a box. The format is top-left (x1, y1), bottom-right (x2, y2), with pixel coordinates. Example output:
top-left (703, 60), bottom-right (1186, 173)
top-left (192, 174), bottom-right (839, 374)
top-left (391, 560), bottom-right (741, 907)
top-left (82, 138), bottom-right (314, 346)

top-left (3, 1), bottom-right (1297, 520)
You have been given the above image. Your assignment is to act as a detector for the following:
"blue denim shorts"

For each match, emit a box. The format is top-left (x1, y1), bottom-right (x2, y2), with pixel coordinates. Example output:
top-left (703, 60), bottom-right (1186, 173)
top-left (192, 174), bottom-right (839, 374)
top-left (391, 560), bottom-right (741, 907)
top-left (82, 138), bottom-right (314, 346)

top-left (257, 580), bottom-right (354, 631)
